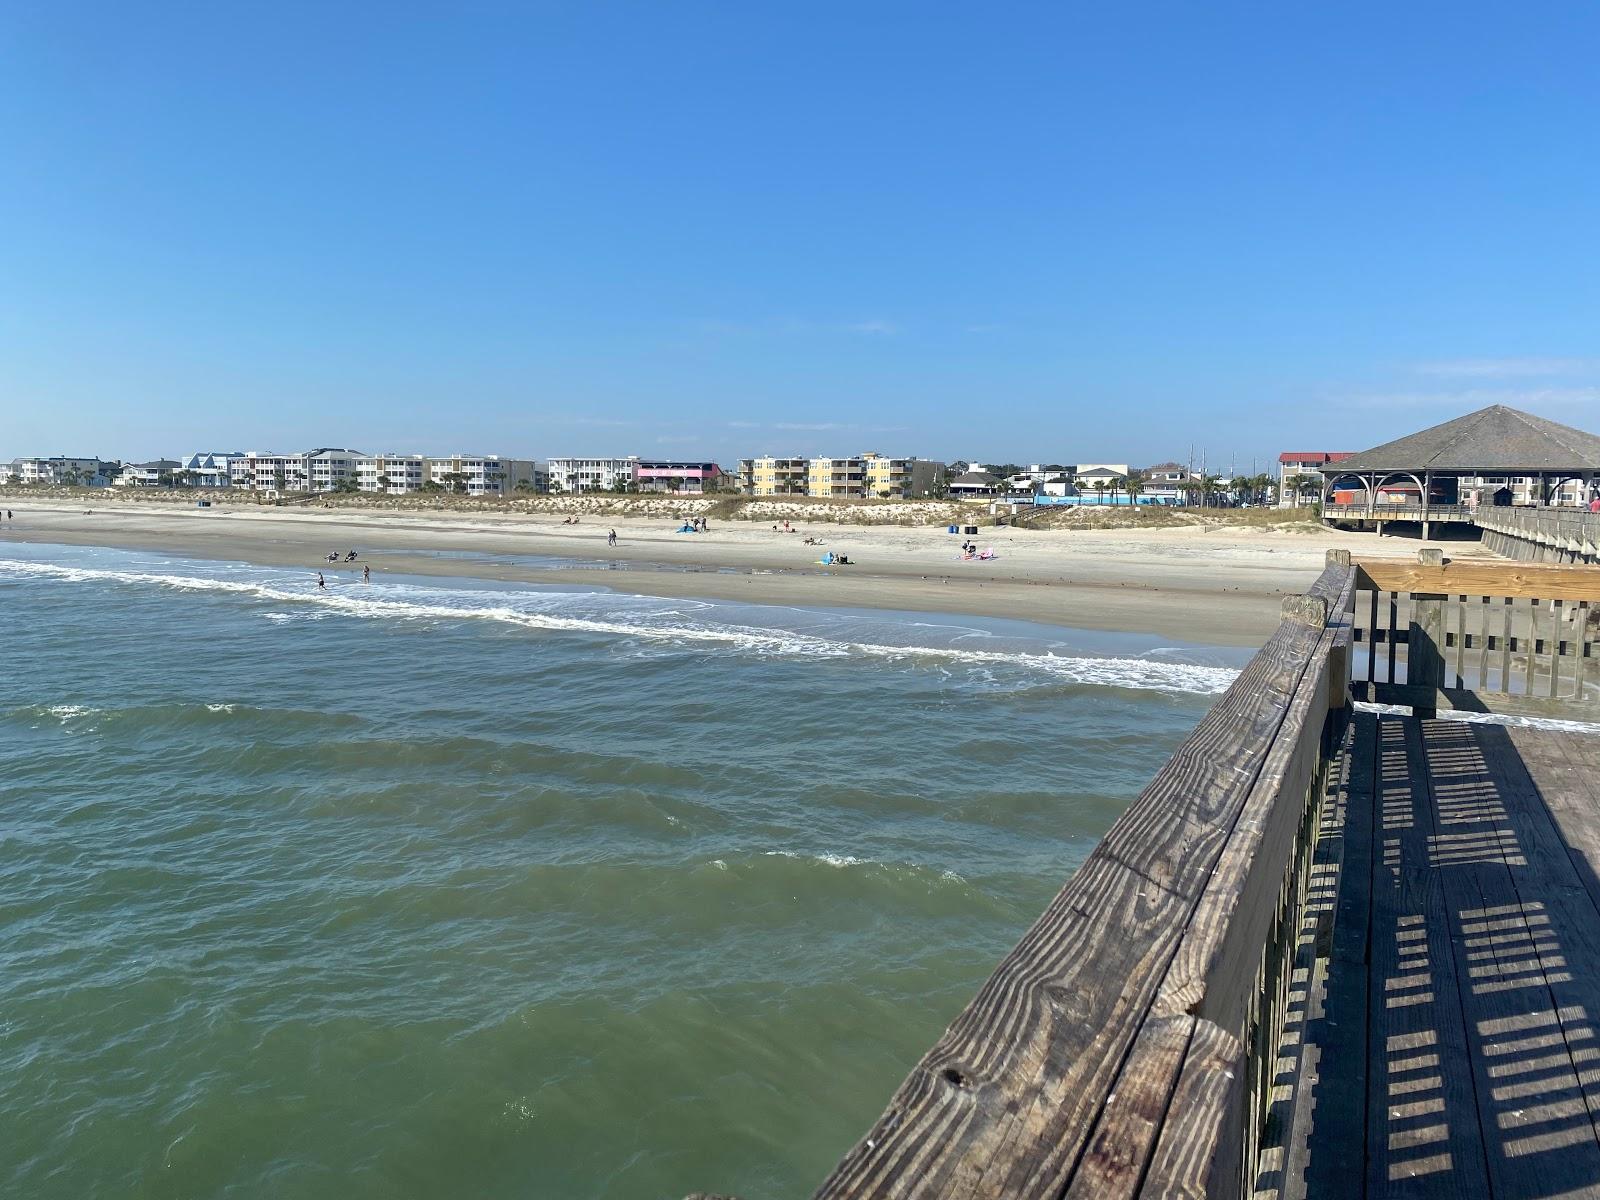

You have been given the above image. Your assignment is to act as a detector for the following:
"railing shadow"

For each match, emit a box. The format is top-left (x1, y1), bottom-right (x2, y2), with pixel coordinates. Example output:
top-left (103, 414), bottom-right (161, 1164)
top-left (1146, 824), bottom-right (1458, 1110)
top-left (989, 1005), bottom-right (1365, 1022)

top-left (1288, 715), bottom-right (1600, 1198)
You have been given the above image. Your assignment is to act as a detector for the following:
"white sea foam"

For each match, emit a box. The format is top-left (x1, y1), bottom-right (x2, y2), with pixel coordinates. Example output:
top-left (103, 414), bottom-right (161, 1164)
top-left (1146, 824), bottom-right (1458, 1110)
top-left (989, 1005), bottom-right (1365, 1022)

top-left (1, 558), bottom-right (1241, 696)
top-left (45, 704), bottom-right (96, 721)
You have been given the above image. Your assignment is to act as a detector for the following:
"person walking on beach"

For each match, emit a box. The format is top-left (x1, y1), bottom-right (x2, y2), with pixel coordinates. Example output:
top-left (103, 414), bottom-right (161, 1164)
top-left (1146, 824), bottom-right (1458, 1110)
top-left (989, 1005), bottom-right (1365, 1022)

top-left (362, 564), bottom-right (370, 583)
top-left (607, 528), bottom-right (617, 547)
top-left (317, 572), bottom-right (326, 589)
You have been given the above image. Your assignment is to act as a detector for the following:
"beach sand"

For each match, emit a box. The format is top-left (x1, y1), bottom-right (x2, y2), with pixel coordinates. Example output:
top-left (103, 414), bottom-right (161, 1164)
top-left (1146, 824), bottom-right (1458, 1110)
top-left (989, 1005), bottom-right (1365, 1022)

top-left (0, 498), bottom-right (1487, 646)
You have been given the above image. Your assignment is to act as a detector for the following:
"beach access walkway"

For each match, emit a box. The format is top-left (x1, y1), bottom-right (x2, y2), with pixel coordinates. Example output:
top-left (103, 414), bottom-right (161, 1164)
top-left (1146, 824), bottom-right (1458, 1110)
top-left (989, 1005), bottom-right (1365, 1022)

top-left (688, 549), bottom-right (1600, 1200)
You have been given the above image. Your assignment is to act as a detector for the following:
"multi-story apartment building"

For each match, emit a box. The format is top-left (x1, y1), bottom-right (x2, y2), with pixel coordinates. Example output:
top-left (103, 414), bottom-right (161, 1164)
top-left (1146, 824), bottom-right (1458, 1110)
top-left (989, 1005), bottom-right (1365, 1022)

top-left (304, 448), bottom-right (365, 492)
top-left (230, 452), bottom-right (307, 492)
top-left (808, 456), bottom-right (867, 498)
top-left (355, 454), bottom-right (427, 494)
top-left (745, 456), bottom-right (809, 495)
top-left (862, 453), bottom-right (946, 498)
top-left (1278, 452), bottom-right (1354, 506)
top-left (425, 455), bottom-right (534, 496)
top-left (634, 460), bottom-right (725, 493)
top-left (546, 457), bottom-right (638, 493)
top-left (6, 456), bottom-right (114, 486)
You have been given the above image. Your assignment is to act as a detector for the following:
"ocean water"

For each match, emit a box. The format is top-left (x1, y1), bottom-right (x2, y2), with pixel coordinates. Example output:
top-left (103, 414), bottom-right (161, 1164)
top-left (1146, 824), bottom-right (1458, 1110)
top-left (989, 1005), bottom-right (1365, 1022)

top-left (0, 543), bottom-right (1244, 1199)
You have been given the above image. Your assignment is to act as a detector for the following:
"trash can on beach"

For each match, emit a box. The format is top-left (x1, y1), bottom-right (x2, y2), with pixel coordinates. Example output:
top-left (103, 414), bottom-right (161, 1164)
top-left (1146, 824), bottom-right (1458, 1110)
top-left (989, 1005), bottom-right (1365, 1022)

top-left (948, 525), bottom-right (959, 534)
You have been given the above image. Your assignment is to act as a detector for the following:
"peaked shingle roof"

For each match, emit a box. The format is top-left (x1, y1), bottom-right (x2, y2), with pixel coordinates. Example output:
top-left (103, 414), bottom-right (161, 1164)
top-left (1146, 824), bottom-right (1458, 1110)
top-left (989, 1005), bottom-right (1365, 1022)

top-left (1335, 405), bottom-right (1600, 473)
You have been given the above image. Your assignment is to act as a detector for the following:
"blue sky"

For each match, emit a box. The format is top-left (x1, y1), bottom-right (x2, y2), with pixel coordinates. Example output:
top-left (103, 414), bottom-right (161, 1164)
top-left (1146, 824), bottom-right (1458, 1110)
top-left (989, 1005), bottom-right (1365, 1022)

top-left (3, 2), bottom-right (1597, 468)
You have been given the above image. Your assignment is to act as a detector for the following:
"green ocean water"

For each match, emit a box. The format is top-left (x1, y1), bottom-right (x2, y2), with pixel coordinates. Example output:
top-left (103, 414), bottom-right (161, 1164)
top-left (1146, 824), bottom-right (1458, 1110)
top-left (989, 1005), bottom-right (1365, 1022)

top-left (0, 543), bottom-right (1241, 1198)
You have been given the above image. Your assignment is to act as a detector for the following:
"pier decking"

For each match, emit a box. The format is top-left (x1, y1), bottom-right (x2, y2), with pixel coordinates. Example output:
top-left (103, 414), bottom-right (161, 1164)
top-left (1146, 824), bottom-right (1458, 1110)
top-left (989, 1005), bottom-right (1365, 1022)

top-left (1259, 714), bottom-right (1600, 1199)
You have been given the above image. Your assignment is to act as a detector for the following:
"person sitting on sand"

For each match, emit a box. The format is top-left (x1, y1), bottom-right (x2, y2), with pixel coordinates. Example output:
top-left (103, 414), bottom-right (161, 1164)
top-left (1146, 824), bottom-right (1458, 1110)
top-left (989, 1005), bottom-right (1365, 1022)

top-left (836, 554), bottom-right (852, 565)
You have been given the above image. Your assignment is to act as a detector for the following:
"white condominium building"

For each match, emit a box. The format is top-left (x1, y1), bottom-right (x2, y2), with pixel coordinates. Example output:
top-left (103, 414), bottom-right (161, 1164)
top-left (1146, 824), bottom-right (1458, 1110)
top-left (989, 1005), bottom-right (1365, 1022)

top-left (355, 454), bottom-right (427, 494)
top-left (303, 448), bottom-right (364, 491)
top-left (7, 456), bottom-right (111, 485)
top-left (425, 455), bottom-right (534, 496)
top-left (546, 457), bottom-right (638, 493)
top-left (230, 452), bottom-right (307, 491)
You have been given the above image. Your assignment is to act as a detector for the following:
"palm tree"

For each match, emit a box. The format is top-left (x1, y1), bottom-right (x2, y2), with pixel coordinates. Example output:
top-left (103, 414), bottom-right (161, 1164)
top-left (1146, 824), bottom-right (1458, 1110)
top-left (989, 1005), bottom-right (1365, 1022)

top-left (1124, 476), bottom-right (1144, 506)
top-left (1199, 474), bottom-right (1224, 507)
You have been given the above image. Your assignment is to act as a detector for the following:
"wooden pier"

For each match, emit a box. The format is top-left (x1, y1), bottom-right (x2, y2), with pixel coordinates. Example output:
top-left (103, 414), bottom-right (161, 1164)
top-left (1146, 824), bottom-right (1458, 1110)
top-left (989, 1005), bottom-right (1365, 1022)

top-left (691, 551), bottom-right (1600, 1200)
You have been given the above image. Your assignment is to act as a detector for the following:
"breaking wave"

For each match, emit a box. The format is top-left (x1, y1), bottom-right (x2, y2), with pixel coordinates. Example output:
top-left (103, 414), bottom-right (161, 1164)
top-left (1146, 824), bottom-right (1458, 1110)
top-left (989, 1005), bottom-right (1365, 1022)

top-left (1, 558), bottom-right (1241, 696)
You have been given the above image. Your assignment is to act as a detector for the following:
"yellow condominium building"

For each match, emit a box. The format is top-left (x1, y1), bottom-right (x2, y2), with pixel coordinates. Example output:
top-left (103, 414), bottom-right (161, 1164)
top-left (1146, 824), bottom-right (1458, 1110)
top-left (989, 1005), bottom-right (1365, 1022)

top-left (863, 452), bottom-right (916, 498)
top-left (808, 456), bottom-right (866, 498)
top-left (747, 456), bottom-right (810, 496)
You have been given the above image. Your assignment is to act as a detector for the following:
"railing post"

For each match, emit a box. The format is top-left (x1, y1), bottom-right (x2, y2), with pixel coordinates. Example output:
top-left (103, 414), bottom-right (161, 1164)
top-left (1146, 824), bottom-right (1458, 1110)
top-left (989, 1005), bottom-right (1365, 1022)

top-left (1409, 549), bottom-right (1446, 716)
top-left (1325, 551), bottom-right (1352, 714)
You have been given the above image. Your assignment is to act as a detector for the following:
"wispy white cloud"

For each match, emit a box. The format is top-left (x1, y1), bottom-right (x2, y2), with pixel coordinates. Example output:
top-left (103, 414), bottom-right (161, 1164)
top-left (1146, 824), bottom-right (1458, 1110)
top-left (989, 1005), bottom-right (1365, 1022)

top-left (545, 415), bottom-right (639, 427)
top-left (776, 421), bottom-right (844, 431)
top-left (724, 420), bottom-right (761, 429)
top-left (1413, 357), bottom-right (1599, 379)
top-left (848, 320), bottom-right (898, 336)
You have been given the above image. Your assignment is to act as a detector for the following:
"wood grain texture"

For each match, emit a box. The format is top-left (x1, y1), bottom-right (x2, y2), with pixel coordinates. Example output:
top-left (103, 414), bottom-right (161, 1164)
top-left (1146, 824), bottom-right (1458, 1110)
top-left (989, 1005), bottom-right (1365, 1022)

top-left (1356, 559), bottom-right (1600, 602)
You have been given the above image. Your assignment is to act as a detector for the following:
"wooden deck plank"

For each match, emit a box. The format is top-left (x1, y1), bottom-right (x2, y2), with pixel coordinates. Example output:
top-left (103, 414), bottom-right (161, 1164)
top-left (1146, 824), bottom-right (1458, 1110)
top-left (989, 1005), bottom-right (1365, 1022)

top-left (1414, 719), bottom-right (1600, 1198)
top-left (1363, 716), bottom-right (1491, 1197)
top-left (1509, 730), bottom-right (1600, 912)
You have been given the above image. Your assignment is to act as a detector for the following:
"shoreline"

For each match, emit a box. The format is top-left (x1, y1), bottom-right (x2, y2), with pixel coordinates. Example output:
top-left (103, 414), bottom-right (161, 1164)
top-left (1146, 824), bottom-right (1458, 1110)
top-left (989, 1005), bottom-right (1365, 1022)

top-left (0, 499), bottom-right (1482, 646)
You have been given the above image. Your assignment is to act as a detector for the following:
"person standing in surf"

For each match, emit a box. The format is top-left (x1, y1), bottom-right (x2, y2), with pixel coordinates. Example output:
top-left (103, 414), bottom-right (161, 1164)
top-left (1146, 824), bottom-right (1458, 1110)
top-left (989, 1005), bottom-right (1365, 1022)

top-left (317, 572), bottom-right (326, 589)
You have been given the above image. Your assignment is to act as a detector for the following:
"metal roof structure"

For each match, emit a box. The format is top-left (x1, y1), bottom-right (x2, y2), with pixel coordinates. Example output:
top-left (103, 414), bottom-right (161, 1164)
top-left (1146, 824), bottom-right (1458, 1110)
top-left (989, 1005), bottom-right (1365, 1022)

top-left (1335, 405), bottom-right (1600, 474)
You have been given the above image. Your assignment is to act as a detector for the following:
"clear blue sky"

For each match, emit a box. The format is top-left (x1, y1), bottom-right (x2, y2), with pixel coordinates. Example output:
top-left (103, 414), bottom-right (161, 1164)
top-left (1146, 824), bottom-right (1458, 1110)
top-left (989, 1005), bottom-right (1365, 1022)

top-left (3, 2), bottom-right (1597, 468)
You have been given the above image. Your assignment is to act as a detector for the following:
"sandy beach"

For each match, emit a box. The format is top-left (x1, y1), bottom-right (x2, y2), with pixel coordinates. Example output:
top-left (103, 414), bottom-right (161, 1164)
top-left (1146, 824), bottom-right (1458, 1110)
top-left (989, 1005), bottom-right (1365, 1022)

top-left (0, 497), bottom-right (1484, 646)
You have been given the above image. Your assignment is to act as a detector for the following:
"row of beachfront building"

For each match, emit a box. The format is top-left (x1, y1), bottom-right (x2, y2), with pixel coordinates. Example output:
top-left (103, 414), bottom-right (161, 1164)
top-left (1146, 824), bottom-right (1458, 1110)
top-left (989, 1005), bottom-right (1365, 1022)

top-left (1, 448), bottom-right (1316, 503)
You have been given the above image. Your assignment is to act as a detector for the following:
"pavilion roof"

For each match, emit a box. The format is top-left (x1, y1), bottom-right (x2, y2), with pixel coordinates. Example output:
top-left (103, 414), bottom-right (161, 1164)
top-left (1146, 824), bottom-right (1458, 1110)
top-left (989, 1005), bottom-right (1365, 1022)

top-left (1335, 405), bottom-right (1600, 474)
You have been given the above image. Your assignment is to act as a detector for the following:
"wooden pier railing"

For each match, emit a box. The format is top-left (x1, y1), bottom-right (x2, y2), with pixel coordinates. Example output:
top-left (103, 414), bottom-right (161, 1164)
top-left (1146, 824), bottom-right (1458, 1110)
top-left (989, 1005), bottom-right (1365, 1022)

top-left (1351, 551), bottom-right (1599, 718)
top-left (1475, 505), bottom-right (1600, 564)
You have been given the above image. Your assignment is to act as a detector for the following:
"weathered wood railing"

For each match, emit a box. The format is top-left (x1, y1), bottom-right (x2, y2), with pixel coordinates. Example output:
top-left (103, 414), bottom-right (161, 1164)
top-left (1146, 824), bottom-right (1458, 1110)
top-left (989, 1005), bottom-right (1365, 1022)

top-left (1475, 505), bottom-right (1600, 564)
top-left (746, 554), bottom-right (1357, 1200)
top-left (1351, 551), bottom-right (1600, 718)
top-left (1321, 502), bottom-right (1474, 522)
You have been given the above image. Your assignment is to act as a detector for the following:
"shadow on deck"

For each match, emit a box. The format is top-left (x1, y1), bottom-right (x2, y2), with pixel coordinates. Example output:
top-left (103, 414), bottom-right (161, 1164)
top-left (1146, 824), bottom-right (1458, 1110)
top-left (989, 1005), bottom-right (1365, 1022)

top-left (1259, 713), bottom-right (1600, 1199)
